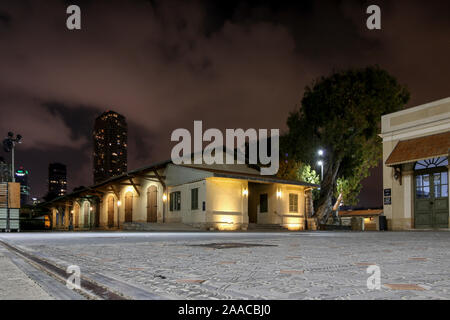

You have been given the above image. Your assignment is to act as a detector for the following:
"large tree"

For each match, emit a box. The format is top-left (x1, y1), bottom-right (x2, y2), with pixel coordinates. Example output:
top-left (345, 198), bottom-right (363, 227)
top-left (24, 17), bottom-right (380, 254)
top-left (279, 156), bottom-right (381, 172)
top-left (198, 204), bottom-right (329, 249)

top-left (285, 66), bottom-right (410, 223)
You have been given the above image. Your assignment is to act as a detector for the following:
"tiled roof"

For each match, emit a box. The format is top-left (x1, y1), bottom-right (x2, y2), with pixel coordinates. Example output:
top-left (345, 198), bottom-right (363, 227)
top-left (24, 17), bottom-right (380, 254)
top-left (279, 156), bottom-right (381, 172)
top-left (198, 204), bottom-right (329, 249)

top-left (182, 165), bottom-right (319, 188)
top-left (385, 131), bottom-right (450, 166)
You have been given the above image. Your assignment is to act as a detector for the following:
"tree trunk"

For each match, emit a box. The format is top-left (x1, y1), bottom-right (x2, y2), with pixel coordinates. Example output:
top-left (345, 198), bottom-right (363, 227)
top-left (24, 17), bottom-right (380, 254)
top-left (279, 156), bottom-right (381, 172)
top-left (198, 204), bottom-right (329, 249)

top-left (314, 157), bottom-right (341, 224)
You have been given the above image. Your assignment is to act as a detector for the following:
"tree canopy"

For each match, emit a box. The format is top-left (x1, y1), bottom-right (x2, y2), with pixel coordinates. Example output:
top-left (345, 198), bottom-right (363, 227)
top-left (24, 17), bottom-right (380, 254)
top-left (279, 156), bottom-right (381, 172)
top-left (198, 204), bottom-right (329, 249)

top-left (285, 66), bottom-right (410, 222)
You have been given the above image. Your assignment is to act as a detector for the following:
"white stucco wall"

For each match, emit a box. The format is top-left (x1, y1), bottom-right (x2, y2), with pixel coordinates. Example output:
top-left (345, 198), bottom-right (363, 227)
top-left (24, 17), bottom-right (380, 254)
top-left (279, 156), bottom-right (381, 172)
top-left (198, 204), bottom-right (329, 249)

top-left (381, 97), bottom-right (450, 230)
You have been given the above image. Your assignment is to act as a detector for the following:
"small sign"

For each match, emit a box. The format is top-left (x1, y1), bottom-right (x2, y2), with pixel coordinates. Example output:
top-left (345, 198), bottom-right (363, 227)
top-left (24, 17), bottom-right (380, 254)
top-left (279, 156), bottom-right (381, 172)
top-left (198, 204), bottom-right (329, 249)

top-left (384, 197), bottom-right (391, 205)
top-left (384, 188), bottom-right (391, 197)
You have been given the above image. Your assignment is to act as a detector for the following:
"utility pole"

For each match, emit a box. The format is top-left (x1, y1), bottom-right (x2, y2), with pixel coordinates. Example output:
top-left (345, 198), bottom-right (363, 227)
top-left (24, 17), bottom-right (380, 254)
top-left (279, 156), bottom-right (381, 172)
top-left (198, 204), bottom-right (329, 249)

top-left (3, 132), bottom-right (22, 182)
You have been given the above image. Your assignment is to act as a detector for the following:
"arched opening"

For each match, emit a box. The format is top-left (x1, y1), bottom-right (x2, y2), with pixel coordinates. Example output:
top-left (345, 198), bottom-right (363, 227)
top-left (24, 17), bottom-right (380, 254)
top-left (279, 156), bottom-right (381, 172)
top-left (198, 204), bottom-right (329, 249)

top-left (73, 203), bottom-right (80, 228)
top-left (147, 186), bottom-right (158, 223)
top-left (125, 191), bottom-right (133, 223)
top-left (414, 157), bottom-right (448, 228)
top-left (107, 195), bottom-right (115, 228)
top-left (83, 202), bottom-right (90, 228)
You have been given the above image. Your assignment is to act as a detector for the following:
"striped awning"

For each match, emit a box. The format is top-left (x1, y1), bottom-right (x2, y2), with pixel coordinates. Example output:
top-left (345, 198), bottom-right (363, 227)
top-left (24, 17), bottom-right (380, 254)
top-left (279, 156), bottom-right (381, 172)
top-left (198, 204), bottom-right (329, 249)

top-left (385, 131), bottom-right (450, 166)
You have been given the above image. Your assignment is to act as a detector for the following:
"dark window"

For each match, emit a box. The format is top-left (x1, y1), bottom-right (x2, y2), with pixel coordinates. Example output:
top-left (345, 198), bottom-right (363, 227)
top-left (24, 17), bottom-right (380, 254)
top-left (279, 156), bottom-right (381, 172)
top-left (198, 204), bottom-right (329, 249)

top-left (260, 193), bottom-right (268, 213)
top-left (416, 174), bottom-right (431, 199)
top-left (289, 194), bottom-right (298, 212)
top-left (191, 188), bottom-right (199, 210)
top-left (170, 191), bottom-right (181, 211)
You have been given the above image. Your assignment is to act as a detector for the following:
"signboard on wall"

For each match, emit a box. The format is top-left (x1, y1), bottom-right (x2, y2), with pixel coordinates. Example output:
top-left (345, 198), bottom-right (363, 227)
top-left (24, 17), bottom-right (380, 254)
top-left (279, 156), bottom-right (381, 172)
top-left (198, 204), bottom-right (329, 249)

top-left (384, 188), bottom-right (392, 205)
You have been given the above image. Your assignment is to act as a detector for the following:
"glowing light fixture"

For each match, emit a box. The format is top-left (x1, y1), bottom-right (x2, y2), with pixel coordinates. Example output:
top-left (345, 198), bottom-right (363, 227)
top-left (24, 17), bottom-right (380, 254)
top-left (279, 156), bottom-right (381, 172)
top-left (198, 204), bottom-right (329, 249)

top-left (243, 188), bottom-right (248, 196)
top-left (277, 189), bottom-right (282, 198)
top-left (117, 200), bottom-right (122, 207)
top-left (162, 194), bottom-right (167, 202)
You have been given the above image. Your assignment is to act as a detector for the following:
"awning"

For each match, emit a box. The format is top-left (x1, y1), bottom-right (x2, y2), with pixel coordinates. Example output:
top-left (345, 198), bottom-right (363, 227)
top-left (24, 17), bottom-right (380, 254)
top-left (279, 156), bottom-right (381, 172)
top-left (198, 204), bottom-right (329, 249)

top-left (385, 131), bottom-right (450, 166)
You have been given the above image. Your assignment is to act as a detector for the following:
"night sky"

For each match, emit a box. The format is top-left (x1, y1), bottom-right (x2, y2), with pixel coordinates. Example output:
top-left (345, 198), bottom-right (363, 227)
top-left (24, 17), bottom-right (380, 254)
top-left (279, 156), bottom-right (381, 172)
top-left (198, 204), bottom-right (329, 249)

top-left (0, 0), bottom-right (449, 207)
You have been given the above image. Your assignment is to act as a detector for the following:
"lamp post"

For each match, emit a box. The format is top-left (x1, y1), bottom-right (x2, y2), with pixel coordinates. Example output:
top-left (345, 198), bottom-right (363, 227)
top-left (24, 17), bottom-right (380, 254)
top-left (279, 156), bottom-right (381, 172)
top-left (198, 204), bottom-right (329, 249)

top-left (2, 132), bottom-right (22, 182)
top-left (317, 160), bottom-right (324, 181)
top-left (317, 149), bottom-right (324, 181)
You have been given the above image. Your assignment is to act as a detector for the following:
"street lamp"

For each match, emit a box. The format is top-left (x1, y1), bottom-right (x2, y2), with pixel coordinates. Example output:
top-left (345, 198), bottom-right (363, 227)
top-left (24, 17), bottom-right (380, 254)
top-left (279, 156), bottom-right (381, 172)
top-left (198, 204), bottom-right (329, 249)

top-left (318, 149), bottom-right (324, 156)
top-left (2, 132), bottom-right (22, 182)
top-left (317, 160), bottom-right (324, 181)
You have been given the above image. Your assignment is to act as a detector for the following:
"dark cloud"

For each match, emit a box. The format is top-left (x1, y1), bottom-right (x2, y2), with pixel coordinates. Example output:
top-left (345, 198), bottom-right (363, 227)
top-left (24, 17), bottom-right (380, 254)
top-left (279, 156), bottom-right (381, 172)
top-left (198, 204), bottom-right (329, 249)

top-left (0, 0), bottom-right (449, 205)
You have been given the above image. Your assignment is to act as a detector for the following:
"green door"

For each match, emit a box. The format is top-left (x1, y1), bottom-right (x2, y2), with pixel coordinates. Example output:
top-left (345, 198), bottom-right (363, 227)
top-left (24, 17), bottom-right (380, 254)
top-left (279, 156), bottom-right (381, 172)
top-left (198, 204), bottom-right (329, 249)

top-left (415, 170), bottom-right (449, 228)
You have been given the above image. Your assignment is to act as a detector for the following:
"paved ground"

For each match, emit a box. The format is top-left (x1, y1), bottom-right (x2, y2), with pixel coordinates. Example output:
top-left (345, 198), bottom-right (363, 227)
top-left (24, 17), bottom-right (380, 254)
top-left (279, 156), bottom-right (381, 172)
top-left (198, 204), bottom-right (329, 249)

top-left (0, 245), bottom-right (52, 299)
top-left (0, 231), bottom-right (449, 300)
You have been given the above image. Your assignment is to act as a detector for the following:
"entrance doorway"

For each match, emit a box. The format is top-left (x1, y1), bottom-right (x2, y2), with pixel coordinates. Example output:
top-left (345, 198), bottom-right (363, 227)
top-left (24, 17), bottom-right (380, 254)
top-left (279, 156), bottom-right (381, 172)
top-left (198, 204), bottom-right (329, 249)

top-left (414, 157), bottom-right (449, 228)
top-left (147, 186), bottom-right (158, 222)
top-left (73, 203), bottom-right (80, 228)
top-left (125, 192), bottom-right (133, 223)
top-left (107, 196), bottom-right (115, 228)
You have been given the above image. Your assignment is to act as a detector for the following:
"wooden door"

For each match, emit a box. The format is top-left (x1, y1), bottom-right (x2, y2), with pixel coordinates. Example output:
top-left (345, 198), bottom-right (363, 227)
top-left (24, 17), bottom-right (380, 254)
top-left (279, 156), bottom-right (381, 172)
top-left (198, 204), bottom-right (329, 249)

top-left (248, 184), bottom-right (257, 223)
top-left (125, 192), bottom-right (133, 223)
top-left (415, 170), bottom-right (449, 228)
top-left (147, 186), bottom-right (158, 223)
top-left (432, 171), bottom-right (449, 228)
top-left (107, 196), bottom-right (114, 227)
top-left (74, 204), bottom-right (79, 228)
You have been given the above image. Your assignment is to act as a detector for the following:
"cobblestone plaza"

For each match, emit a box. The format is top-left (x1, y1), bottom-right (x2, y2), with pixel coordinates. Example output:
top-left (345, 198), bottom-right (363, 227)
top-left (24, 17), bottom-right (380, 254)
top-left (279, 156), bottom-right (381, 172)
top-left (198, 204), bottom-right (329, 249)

top-left (0, 231), bottom-right (449, 300)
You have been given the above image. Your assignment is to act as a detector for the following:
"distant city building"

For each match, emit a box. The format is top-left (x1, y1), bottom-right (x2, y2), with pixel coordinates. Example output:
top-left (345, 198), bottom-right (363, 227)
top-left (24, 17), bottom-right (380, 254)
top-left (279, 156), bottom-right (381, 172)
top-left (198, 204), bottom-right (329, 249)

top-left (15, 166), bottom-right (30, 206)
top-left (48, 163), bottom-right (67, 197)
top-left (0, 157), bottom-right (11, 182)
top-left (93, 110), bottom-right (128, 184)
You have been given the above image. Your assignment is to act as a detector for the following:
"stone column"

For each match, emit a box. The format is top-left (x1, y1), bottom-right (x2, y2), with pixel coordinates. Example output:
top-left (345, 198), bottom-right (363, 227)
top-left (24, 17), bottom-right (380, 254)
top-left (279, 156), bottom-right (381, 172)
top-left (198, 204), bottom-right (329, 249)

top-left (402, 163), bottom-right (414, 230)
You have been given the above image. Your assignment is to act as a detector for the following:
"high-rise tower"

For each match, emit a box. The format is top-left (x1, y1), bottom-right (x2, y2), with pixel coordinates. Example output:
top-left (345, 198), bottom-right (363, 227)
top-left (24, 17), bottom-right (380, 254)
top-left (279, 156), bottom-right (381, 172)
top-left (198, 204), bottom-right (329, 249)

top-left (93, 111), bottom-right (128, 184)
top-left (48, 163), bottom-right (67, 197)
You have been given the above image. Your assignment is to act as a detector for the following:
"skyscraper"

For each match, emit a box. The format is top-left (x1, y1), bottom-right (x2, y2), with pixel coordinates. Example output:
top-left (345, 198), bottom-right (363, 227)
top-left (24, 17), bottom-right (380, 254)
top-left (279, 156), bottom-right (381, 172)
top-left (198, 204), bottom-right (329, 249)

top-left (93, 111), bottom-right (128, 184)
top-left (48, 163), bottom-right (67, 197)
top-left (0, 157), bottom-right (10, 183)
top-left (15, 166), bottom-right (30, 206)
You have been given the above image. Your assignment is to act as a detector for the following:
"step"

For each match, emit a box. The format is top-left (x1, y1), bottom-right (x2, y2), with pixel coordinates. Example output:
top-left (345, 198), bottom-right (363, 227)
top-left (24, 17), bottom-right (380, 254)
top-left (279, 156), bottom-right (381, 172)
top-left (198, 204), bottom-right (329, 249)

top-left (122, 222), bottom-right (201, 231)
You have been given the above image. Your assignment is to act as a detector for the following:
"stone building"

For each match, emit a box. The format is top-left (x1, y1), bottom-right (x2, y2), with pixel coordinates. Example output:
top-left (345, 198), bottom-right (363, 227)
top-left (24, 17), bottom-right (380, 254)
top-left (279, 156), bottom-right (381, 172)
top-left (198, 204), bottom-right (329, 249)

top-left (45, 161), bottom-right (317, 231)
top-left (380, 97), bottom-right (449, 230)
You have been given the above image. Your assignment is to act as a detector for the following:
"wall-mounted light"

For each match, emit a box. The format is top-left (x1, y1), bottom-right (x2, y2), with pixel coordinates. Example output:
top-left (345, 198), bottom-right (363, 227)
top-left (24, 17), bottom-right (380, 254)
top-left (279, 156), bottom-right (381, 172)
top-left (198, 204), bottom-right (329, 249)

top-left (277, 189), bottom-right (282, 198)
top-left (90, 207), bottom-right (93, 211)
top-left (117, 200), bottom-right (122, 207)
top-left (242, 188), bottom-right (248, 196)
top-left (162, 194), bottom-right (167, 202)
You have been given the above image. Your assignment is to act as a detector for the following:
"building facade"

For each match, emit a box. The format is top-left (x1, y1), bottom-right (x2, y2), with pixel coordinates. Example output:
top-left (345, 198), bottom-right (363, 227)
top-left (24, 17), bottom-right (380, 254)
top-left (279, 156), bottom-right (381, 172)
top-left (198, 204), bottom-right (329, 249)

top-left (380, 97), bottom-right (449, 230)
top-left (93, 111), bottom-right (128, 184)
top-left (47, 161), bottom-right (317, 231)
top-left (48, 163), bottom-right (67, 197)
